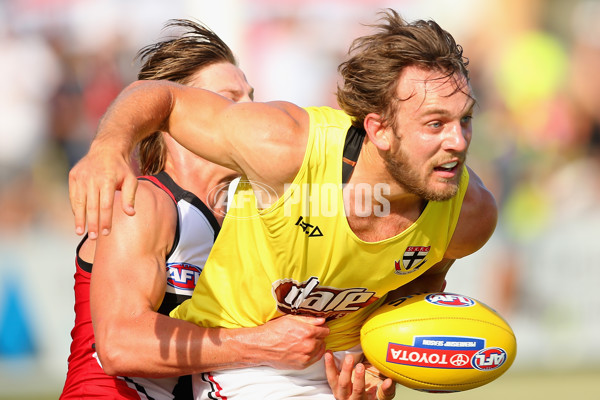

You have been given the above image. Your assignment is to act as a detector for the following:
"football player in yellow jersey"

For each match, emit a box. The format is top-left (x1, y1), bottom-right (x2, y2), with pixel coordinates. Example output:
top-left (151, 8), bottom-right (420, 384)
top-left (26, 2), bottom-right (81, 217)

top-left (69, 9), bottom-right (496, 400)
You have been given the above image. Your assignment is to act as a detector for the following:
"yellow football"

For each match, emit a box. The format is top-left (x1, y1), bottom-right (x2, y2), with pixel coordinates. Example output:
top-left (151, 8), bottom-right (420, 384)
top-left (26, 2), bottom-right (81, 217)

top-left (360, 292), bottom-right (516, 393)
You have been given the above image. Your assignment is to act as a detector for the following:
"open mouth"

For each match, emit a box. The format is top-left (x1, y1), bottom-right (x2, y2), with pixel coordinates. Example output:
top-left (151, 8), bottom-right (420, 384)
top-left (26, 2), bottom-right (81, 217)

top-left (434, 161), bottom-right (458, 173)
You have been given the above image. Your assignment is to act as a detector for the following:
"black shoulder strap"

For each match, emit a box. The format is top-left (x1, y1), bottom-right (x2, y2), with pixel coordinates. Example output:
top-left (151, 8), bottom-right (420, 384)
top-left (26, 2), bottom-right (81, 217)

top-left (149, 171), bottom-right (221, 239)
top-left (138, 171), bottom-right (182, 203)
top-left (342, 125), bottom-right (366, 184)
top-left (138, 171), bottom-right (221, 249)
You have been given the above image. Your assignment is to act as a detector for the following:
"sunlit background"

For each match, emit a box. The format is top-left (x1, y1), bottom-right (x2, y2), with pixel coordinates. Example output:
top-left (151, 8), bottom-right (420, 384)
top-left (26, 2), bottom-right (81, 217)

top-left (1, 0), bottom-right (599, 399)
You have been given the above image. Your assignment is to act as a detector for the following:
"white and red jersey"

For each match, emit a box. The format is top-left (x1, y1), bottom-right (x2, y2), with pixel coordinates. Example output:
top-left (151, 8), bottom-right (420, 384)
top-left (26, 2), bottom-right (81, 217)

top-left (60, 171), bottom-right (220, 400)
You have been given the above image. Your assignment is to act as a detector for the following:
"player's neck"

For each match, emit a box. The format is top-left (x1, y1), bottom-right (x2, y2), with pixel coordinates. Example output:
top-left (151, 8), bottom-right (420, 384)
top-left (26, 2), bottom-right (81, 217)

top-left (350, 146), bottom-right (425, 211)
top-left (344, 185), bottom-right (425, 242)
top-left (345, 147), bottom-right (426, 241)
top-left (165, 163), bottom-right (235, 210)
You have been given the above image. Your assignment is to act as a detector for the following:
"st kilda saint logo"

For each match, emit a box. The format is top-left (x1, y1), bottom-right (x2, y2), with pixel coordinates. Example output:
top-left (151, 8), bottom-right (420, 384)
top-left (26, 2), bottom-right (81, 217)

top-left (271, 276), bottom-right (377, 320)
top-left (394, 246), bottom-right (430, 275)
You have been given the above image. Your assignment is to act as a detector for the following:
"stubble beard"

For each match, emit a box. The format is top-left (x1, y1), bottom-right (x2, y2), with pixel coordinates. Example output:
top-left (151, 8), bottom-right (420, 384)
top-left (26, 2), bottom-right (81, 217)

top-left (383, 148), bottom-right (461, 202)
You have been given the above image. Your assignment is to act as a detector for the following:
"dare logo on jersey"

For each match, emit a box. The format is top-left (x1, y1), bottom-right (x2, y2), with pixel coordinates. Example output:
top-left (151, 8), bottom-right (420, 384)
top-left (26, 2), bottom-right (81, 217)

top-left (472, 348), bottom-right (507, 370)
top-left (272, 276), bottom-right (378, 320)
top-left (166, 263), bottom-right (202, 291)
top-left (425, 293), bottom-right (476, 307)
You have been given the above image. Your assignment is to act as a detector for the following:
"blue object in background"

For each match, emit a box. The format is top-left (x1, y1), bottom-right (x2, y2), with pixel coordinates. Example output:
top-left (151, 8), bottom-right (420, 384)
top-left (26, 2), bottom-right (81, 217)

top-left (0, 274), bottom-right (37, 357)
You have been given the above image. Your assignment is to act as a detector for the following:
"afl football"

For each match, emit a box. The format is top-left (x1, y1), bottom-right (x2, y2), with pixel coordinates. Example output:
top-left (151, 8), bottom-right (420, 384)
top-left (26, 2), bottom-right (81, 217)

top-left (360, 292), bottom-right (516, 393)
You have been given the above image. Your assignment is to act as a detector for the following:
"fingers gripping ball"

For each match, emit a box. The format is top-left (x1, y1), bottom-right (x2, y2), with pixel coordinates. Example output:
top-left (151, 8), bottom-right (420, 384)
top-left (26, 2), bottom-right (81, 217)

top-left (360, 292), bottom-right (516, 393)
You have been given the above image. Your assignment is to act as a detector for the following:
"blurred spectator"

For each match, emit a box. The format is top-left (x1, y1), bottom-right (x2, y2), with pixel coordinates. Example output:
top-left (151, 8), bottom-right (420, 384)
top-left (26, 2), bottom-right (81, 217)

top-left (0, 18), bottom-right (61, 183)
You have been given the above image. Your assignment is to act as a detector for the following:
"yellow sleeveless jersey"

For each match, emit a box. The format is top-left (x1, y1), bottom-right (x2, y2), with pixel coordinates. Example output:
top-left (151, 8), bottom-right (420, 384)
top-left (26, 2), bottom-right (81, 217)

top-left (171, 106), bottom-right (469, 351)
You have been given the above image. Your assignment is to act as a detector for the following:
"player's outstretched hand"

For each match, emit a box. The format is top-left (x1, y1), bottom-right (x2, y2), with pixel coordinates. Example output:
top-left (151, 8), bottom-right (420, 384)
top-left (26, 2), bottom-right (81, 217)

top-left (257, 315), bottom-right (330, 370)
top-left (68, 141), bottom-right (138, 239)
top-left (325, 352), bottom-right (395, 400)
top-left (364, 361), bottom-right (396, 400)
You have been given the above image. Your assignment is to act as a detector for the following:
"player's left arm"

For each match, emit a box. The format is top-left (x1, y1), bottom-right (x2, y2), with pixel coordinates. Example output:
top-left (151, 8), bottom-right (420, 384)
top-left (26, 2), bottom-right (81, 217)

top-left (388, 166), bottom-right (498, 298)
top-left (444, 165), bottom-right (498, 260)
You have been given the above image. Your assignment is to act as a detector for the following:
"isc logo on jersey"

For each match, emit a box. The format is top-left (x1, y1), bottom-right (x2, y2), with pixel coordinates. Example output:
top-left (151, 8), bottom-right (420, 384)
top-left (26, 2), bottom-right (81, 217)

top-left (425, 293), bottom-right (476, 307)
top-left (166, 263), bottom-right (202, 292)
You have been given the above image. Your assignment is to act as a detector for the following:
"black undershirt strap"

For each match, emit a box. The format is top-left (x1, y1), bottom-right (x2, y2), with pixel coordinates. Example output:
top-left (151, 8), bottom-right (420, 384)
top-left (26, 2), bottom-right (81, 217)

top-left (342, 125), bottom-right (366, 184)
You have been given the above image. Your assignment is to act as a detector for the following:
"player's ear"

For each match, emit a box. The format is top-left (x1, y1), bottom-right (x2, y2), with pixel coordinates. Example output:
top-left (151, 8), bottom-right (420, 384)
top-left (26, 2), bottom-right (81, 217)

top-left (364, 113), bottom-right (390, 151)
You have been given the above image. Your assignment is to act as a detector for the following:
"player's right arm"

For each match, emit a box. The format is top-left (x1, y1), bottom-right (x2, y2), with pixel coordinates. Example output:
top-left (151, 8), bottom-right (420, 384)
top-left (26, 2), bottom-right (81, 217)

top-left (69, 80), bottom-right (308, 238)
top-left (90, 182), bottom-right (329, 377)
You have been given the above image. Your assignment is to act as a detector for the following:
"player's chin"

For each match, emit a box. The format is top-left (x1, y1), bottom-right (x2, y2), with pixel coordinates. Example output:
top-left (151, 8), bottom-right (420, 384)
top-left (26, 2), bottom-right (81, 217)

top-left (423, 182), bottom-right (459, 202)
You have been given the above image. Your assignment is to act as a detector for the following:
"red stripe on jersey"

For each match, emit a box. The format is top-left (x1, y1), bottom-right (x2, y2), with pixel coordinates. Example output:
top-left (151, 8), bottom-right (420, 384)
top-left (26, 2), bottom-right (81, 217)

top-left (139, 175), bottom-right (177, 203)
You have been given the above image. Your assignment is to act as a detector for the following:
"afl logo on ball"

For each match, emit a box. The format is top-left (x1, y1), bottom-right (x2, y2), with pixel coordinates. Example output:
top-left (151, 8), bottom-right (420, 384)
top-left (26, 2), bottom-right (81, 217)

top-left (472, 348), bottom-right (507, 370)
top-left (425, 293), bottom-right (476, 307)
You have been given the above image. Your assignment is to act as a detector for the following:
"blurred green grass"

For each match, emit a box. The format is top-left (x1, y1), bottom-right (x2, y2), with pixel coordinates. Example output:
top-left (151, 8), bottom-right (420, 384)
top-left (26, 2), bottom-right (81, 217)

top-left (393, 369), bottom-right (600, 400)
top-left (1, 369), bottom-right (598, 400)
